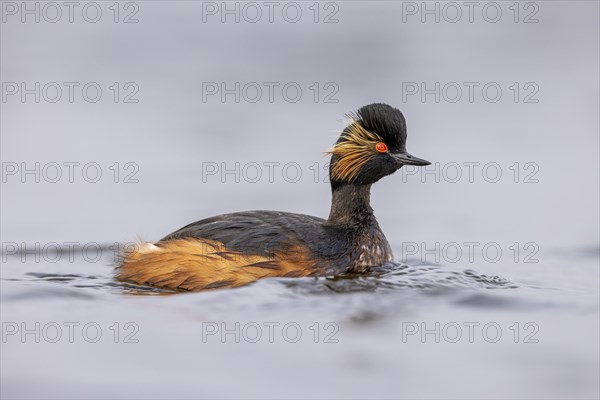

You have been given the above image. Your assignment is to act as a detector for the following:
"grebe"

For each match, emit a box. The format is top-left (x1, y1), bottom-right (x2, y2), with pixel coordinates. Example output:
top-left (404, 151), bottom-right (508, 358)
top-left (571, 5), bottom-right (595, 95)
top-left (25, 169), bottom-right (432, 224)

top-left (117, 103), bottom-right (430, 291)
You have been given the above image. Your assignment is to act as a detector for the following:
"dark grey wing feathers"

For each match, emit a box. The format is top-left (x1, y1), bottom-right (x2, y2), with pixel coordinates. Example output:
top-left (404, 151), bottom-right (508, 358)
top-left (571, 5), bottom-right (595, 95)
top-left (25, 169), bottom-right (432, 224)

top-left (161, 210), bottom-right (327, 257)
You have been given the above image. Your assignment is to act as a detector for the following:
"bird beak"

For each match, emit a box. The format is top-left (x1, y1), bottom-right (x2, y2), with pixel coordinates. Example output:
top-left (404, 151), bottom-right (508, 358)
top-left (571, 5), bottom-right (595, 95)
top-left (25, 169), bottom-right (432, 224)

top-left (393, 152), bottom-right (431, 166)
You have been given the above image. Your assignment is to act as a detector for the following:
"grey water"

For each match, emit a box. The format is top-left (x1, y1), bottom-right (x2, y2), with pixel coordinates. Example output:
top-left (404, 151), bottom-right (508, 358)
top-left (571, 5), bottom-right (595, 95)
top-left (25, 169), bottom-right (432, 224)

top-left (1, 1), bottom-right (599, 399)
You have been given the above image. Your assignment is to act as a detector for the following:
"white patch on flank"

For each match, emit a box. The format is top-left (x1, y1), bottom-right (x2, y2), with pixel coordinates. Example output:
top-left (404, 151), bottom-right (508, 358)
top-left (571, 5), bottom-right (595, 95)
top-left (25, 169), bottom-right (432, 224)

top-left (138, 242), bottom-right (159, 253)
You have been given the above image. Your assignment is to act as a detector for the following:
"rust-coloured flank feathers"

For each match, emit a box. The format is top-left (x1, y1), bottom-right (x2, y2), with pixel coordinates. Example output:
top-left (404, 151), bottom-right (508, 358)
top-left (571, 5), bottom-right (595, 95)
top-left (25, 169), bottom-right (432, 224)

top-left (117, 239), bottom-right (320, 291)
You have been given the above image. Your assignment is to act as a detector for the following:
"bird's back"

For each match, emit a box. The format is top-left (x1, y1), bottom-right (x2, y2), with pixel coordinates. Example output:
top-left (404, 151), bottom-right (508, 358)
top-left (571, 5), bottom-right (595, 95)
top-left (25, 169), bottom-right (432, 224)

top-left (162, 210), bottom-right (329, 258)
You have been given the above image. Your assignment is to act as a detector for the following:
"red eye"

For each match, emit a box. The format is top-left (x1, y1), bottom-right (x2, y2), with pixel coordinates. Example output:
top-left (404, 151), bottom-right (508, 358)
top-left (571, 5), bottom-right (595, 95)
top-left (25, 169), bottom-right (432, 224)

top-left (375, 142), bottom-right (388, 153)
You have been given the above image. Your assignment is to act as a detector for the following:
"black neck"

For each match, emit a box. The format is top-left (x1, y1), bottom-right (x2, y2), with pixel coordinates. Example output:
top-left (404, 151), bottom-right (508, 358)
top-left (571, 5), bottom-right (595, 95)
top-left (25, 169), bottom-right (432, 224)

top-left (327, 183), bottom-right (376, 228)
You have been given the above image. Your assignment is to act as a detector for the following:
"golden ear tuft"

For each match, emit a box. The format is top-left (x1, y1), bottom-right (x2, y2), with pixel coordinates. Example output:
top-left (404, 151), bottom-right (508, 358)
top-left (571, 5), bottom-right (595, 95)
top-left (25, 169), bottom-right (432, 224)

top-left (326, 122), bottom-right (383, 182)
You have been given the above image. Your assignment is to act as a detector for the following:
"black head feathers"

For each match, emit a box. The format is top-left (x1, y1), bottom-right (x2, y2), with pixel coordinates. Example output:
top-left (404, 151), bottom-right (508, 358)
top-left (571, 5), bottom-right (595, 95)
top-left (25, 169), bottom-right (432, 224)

top-left (352, 103), bottom-right (407, 152)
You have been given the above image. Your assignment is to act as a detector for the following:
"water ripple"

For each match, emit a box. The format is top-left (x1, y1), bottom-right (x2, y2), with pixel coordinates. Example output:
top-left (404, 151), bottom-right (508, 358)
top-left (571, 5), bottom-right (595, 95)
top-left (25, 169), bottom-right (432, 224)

top-left (3, 262), bottom-right (517, 297)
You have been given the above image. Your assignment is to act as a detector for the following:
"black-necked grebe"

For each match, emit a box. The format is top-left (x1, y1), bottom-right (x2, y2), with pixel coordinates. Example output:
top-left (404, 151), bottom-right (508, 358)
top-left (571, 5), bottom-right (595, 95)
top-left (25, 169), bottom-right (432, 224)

top-left (117, 103), bottom-right (430, 291)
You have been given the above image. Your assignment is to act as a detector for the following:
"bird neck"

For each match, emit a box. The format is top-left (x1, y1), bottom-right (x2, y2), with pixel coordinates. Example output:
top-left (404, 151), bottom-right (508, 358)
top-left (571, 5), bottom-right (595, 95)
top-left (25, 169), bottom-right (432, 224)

top-left (327, 183), bottom-right (376, 228)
